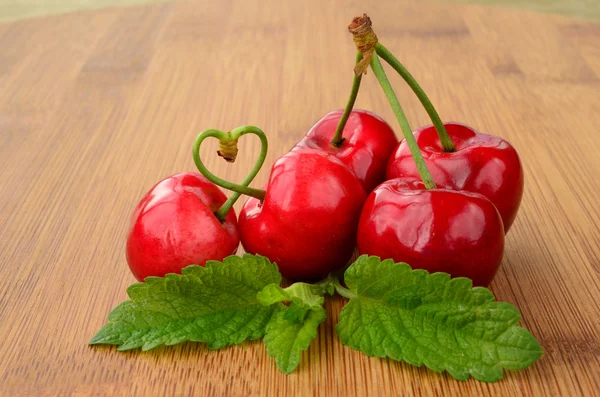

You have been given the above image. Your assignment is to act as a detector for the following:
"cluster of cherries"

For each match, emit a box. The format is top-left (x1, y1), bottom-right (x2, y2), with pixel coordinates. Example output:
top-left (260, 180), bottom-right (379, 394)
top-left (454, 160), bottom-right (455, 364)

top-left (126, 15), bottom-right (523, 287)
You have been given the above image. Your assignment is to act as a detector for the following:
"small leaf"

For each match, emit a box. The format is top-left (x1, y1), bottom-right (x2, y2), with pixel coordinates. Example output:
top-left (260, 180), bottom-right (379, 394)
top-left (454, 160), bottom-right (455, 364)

top-left (264, 306), bottom-right (326, 374)
top-left (258, 279), bottom-right (330, 373)
top-left (257, 284), bottom-right (290, 306)
top-left (336, 255), bottom-right (543, 382)
top-left (258, 281), bottom-right (327, 322)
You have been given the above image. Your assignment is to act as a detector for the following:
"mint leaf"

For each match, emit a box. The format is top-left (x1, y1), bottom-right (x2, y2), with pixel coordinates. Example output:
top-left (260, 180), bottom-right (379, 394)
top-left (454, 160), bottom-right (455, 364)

top-left (264, 306), bottom-right (326, 374)
top-left (90, 254), bottom-right (282, 351)
top-left (336, 255), bottom-right (543, 382)
top-left (259, 281), bottom-right (329, 373)
top-left (258, 281), bottom-right (331, 322)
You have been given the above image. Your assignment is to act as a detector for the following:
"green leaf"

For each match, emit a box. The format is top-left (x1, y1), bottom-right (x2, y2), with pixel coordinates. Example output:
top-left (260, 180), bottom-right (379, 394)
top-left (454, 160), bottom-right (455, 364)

top-left (336, 255), bottom-right (543, 382)
top-left (264, 306), bottom-right (326, 374)
top-left (259, 280), bottom-right (329, 373)
top-left (90, 254), bottom-right (282, 351)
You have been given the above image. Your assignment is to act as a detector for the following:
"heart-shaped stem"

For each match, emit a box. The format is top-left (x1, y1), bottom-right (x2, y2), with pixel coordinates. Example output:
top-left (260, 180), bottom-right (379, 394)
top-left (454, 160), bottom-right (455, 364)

top-left (370, 53), bottom-right (436, 189)
top-left (192, 126), bottom-right (268, 221)
top-left (330, 51), bottom-right (364, 148)
top-left (374, 43), bottom-right (455, 152)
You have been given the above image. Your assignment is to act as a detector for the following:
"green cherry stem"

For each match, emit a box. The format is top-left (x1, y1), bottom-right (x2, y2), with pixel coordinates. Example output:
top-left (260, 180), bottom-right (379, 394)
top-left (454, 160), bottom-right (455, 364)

top-left (375, 42), bottom-right (456, 152)
top-left (192, 126), bottom-right (268, 221)
top-left (331, 277), bottom-right (357, 300)
top-left (330, 51), bottom-right (364, 147)
top-left (370, 53), bottom-right (437, 189)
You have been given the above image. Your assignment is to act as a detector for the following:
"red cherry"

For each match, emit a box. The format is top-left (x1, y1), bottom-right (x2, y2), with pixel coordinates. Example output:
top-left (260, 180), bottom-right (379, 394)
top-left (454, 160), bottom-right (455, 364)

top-left (295, 109), bottom-right (398, 192)
top-left (126, 172), bottom-right (239, 281)
top-left (239, 149), bottom-right (366, 280)
top-left (357, 178), bottom-right (504, 286)
top-left (387, 122), bottom-right (523, 232)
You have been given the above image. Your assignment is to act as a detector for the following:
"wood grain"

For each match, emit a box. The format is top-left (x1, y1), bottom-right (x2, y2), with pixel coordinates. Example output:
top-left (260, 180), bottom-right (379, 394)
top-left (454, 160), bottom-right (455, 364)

top-left (1, 0), bottom-right (599, 395)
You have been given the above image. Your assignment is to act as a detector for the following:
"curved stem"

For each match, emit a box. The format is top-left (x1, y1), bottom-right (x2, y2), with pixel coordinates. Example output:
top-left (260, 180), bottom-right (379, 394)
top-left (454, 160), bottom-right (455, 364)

top-left (370, 53), bottom-right (437, 190)
top-left (375, 43), bottom-right (456, 152)
top-left (192, 126), bottom-right (268, 221)
top-left (331, 52), bottom-right (364, 147)
top-left (332, 278), bottom-right (357, 300)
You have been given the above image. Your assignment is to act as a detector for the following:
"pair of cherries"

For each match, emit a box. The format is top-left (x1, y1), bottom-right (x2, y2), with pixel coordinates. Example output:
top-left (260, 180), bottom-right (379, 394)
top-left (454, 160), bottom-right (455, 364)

top-left (361, 122), bottom-right (522, 286)
top-left (127, 109), bottom-right (522, 286)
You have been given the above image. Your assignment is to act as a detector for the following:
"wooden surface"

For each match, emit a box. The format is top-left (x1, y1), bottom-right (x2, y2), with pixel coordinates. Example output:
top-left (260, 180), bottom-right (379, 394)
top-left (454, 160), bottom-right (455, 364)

top-left (1, 0), bottom-right (599, 395)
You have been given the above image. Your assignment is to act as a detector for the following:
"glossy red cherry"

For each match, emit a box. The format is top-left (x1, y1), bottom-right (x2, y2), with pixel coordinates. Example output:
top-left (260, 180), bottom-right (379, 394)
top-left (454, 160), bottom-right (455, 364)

top-left (239, 149), bottom-right (366, 280)
top-left (295, 109), bottom-right (398, 192)
top-left (386, 122), bottom-right (523, 232)
top-left (126, 172), bottom-right (239, 281)
top-left (357, 178), bottom-right (504, 286)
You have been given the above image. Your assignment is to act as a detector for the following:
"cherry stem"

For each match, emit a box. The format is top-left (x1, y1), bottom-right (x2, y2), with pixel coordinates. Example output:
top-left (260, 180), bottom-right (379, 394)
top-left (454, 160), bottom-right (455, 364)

top-left (375, 43), bottom-right (456, 152)
top-left (192, 126), bottom-right (268, 221)
top-left (370, 53), bottom-right (437, 189)
top-left (330, 51), bottom-right (364, 147)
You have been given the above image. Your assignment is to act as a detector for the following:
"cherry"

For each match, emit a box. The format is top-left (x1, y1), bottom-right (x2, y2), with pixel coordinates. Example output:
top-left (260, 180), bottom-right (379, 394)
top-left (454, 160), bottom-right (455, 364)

top-left (239, 149), bottom-right (366, 280)
top-left (295, 109), bottom-right (398, 192)
top-left (386, 122), bottom-right (523, 232)
top-left (126, 172), bottom-right (239, 281)
top-left (357, 178), bottom-right (504, 286)
top-left (127, 125), bottom-right (270, 281)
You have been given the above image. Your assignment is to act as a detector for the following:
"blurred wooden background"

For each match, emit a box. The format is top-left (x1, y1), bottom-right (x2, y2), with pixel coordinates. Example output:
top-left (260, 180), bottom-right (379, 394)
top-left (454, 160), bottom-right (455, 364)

top-left (0, 0), bottom-right (599, 395)
top-left (1, 0), bottom-right (599, 23)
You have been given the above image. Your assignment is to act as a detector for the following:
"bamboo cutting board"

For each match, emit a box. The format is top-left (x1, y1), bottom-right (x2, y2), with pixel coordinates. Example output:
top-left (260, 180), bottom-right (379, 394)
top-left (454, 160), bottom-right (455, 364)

top-left (1, 0), bottom-right (599, 395)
